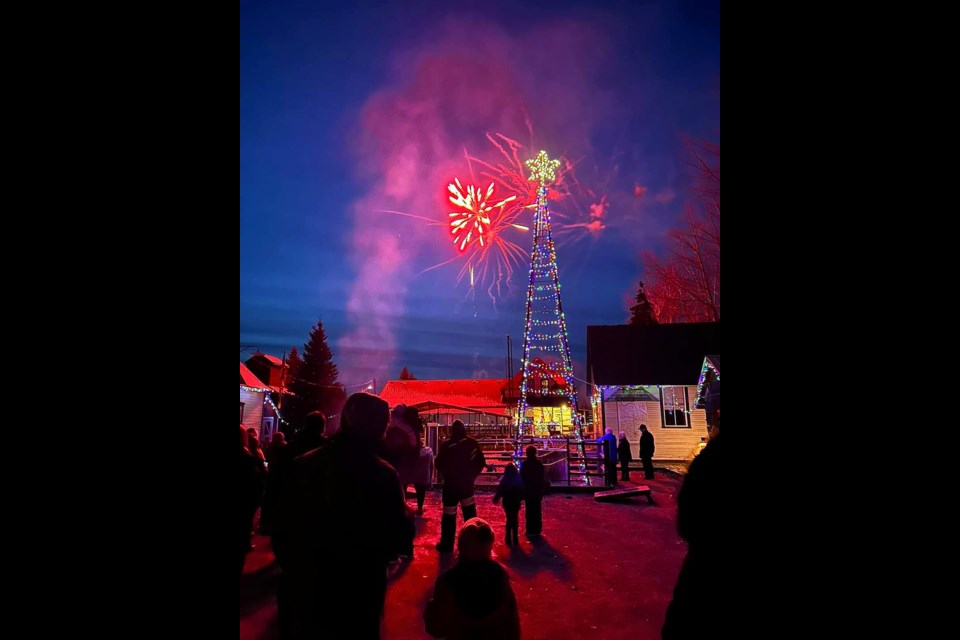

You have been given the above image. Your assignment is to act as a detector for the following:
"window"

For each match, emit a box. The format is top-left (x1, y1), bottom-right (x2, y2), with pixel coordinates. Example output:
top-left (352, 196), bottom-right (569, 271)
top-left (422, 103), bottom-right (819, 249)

top-left (661, 386), bottom-right (688, 427)
top-left (240, 402), bottom-right (245, 423)
top-left (541, 378), bottom-right (549, 392)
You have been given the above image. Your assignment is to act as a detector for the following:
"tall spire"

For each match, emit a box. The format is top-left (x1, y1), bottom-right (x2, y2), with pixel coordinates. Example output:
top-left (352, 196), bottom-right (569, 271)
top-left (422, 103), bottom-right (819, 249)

top-left (516, 150), bottom-right (582, 440)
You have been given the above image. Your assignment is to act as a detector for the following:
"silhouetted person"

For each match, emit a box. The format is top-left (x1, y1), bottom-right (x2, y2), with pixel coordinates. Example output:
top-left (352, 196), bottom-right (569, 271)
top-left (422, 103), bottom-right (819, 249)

top-left (380, 405), bottom-right (421, 558)
top-left (404, 406), bottom-right (434, 515)
top-left (247, 427), bottom-right (267, 536)
top-left (390, 404), bottom-right (418, 447)
top-left (275, 392), bottom-right (411, 639)
top-left (382, 405), bottom-right (431, 518)
top-left (424, 518), bottom-right (521, 639)
top-left (519, 445), bottom-right (548, 536)
top-left (617, 431), bottom-right (633, 481)
top-left (662, 419), bottom-right (729, 639)
top-left (493, 462), bottom-right (523, 546)
top-left (639, 424), bottom-right (655, 480)
top-left (434, 420), bottom-right (486, 552)
top-left (261, 411), bottom-right (328, 537)
top-left (239, 425), bottom-right (265, 577)
top-left (599, 427), bottom-right (619, 486)
top-left (265, 431), bottom-right (287, 468)
top-left (247, 428), bottom-right (267, 469)
top-left (267, 412), bottom-right (332, 639)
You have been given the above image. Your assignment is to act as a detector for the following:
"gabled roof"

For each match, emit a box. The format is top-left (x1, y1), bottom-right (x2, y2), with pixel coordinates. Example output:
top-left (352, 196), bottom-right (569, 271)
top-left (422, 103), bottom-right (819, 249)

top-left (379, 379), bottom-right (509, 411)
top-left (240, 362), bottom-right (268, 389)
top-left (695, 355), bottom-right (721, 409)
top-left (586, 322), bottom-right (721, 386)
top-left (705, 355), bottom-right (720, 375)
top-left (248, 352), bottom-right (285, 367)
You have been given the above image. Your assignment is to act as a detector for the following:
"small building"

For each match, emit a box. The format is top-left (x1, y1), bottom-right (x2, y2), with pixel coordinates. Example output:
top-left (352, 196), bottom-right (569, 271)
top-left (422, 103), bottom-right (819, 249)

top-left (379, 366), bottom-right (580, 437)
top-left (245, 352), bottom-right (288, 394)
top-left (379, 378), bottom-right (514, 427)
top-left (511, 357), bottom-right (579, 436)
top-left (240, 362), bottom-right (280, 443)
top-left (586, 322), bottom-right (720, 461)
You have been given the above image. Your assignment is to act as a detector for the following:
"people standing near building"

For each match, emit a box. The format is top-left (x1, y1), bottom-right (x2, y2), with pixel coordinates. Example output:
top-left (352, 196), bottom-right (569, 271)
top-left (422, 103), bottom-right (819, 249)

top-left (599, 427), bottom-right (619, 486)
top-left (423, 518), bottom-right (521, 640)
top-left (434, 420), bottom-right (486, 552)
top-left (617, 431), bottom-right (633, 481)
top-left (492, 462), bottom-right (523, 546)
top-left (639, 424), bottom-right (655, 480)
top-left (519, 445), bottom-right (548, 536)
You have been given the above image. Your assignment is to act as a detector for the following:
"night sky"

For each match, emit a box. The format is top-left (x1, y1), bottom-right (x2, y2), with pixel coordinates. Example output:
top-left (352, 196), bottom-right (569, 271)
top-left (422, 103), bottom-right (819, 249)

top-left (240, 0), bottom-right (720, 391)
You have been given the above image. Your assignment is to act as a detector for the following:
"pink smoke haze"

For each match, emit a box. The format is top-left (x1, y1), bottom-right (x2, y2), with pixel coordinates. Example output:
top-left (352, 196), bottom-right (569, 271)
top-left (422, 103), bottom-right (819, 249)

top-left (655, 189), bottom-right (676, 204)
top-left (337, 18), bottom-right (624, 383)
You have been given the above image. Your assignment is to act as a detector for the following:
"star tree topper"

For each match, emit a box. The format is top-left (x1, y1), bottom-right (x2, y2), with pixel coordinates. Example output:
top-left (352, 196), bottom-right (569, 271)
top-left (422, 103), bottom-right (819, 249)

top-left (525, 149), bottom-right (561, 187)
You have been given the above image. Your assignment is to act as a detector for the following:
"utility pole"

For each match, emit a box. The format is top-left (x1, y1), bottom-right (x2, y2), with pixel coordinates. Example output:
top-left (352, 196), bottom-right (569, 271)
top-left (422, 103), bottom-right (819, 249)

top-left (278, 350), bottom-right (287, 410)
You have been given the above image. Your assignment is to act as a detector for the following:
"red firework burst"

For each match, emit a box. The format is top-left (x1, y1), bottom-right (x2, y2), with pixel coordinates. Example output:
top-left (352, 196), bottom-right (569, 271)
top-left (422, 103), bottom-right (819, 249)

top-left (443, 175), bottom-right (529, 300)
top-left (448, 178), bottom-right (517, 252)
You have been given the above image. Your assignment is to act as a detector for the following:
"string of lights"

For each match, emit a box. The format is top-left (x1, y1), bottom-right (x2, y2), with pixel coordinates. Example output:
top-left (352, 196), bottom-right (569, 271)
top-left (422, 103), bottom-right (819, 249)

top-left (241, 384), bottom-right (289, 426)
top-left (515, 151), bottom-right (587, 483)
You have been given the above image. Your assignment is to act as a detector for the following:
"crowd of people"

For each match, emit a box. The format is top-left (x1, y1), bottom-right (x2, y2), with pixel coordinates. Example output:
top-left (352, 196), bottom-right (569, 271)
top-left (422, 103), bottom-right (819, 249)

top-left (239, 390), bottom-right (726, 639)
top-left (239, 395), bottom-right (550, 639)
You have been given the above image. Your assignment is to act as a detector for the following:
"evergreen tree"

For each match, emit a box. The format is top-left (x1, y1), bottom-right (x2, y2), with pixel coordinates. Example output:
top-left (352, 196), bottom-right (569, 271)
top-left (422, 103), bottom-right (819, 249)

top-left (278, 346), bottom-right (303, 435)
top-left (399, 366), bottom-right (416, 380)
top-left (285, 346), bottom-right (302, 385)
top-left (628, 281), bottom-right (659, 325)
top-left (286, 319), bottom-right (346, 427)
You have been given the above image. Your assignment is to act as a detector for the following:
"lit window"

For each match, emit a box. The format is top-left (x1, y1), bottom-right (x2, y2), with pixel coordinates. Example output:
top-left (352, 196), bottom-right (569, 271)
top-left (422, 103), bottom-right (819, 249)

top-left (661, 387), bottom-right (688, 427)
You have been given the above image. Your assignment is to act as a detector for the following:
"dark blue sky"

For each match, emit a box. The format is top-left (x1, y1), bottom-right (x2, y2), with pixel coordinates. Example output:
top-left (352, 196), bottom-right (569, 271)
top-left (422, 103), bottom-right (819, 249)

top-left (240, 0), bottom-right (719, 389)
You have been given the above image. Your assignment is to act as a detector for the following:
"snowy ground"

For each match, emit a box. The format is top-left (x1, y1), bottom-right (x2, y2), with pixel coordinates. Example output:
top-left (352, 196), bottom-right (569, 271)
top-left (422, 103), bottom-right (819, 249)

top-left (241, 471), bottom-right (687, 640)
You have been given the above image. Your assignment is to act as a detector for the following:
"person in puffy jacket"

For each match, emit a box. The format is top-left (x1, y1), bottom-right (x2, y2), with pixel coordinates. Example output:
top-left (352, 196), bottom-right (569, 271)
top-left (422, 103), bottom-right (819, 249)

top-left (434, 420), bottom-right (486, 552)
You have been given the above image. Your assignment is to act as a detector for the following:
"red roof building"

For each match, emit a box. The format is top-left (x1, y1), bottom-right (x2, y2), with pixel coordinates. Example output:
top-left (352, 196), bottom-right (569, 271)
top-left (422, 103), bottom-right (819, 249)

top-left (379, 362), bottom-right (577, 434)
top-left (240, 362), bottom-right (281, 444)
top-left (240, 362), bottom-right (269, 389)
top-left (245, 352), bottom-right (288, 393)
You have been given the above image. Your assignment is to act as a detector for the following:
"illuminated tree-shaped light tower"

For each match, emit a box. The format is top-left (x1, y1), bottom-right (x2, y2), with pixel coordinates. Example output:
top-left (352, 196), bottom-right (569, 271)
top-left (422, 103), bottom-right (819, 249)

top-left (516, 150), bottom-right (583, 440)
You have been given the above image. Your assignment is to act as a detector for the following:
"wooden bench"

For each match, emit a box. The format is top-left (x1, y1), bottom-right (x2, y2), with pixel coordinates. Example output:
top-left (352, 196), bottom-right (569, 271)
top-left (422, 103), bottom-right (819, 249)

top-left (594, 485), bottom-right (654, 504)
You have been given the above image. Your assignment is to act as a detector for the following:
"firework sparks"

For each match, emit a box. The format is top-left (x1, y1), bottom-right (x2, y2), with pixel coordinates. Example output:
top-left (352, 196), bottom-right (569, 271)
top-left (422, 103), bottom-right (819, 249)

top-left (376, 130), bottom-right (606, 304)
top-left (446, 180), bottom-right (527, 302)
top-left (465, 132), bottom-right (541, 209)
top-left (447, 178), bottom-right (517, 252)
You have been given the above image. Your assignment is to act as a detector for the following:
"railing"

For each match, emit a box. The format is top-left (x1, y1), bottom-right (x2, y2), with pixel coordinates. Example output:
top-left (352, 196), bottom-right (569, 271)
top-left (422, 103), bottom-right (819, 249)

top-left (430, 435), bottom-right (605, 487)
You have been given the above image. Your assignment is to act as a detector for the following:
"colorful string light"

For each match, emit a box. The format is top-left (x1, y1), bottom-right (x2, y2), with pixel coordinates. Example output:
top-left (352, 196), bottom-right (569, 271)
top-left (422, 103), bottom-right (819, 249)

top-left (241, 385), bottom-right (288, 426)
top-left (515, 151), bottom-right (587, 483)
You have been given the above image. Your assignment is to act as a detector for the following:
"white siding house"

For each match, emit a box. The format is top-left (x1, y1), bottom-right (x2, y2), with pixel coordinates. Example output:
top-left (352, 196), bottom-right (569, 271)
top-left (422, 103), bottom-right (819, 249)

top-left (586, 323), bottom-right (720, 462)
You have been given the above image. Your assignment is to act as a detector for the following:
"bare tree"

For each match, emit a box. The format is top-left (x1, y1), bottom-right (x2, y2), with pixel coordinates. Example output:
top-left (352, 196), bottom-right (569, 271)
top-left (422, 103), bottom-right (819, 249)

top-left (642, 138), bottom-right (719, 323)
